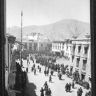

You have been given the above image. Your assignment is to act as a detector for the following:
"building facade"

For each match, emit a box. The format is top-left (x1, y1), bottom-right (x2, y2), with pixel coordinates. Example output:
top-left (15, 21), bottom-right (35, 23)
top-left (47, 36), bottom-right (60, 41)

top-left (5, 33), bottom-right (16, 90)
top-left (63, 39), bottom-right (72, 59)
top-left (52, 40), bottom-right (72, 58)
top-left (70, 34), bottom-right (91, 84)
top-left (52, 41), bottom-right (65, 56)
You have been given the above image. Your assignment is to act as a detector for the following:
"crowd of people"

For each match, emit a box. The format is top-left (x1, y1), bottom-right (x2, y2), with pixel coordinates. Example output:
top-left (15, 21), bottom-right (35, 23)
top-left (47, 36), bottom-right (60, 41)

top-left (40, 81), bottom-right (52, 96)
top-left (24, 54), bottom-right (91, 96)
top-left (65, 82), bottom-right (72, 92)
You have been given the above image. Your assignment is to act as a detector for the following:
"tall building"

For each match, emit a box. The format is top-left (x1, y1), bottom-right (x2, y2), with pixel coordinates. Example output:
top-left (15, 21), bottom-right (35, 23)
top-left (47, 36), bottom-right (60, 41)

top-left (63, 39), bottom-right (72, 59)
top-left (5, 33), bottom-right (16, 90)
top-left (70, 33), bottom-right (91, 84)
top-left (23, 33), bottom-right (52, 53)
top-left (52, 41), bottom-right (65, 56)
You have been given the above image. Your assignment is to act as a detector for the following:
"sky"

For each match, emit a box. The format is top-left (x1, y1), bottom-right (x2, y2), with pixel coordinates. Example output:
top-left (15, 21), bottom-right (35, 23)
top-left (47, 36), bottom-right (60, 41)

top-left (6, 0), bottom-right (90, 27)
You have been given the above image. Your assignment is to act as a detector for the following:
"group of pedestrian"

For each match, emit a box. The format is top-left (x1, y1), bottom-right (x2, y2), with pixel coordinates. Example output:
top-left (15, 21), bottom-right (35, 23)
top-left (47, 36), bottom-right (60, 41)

top-left (40, 81), bottom-right (52, 96)
top-left (37, 65), bottom-right (41, 73)
top-left (44, 68), bottom-right (49, 76)
top-left (58, 72), bottom-right (62, 80)
top-left (31, 64), bottom-right (37, 75)
top-left (65, 80), bottom-right (75, 92)
top-left (50, 70), bottom-right (54, 76)
top-left (85, 90), bottom-right (91, 96)
top-left (65, 82), bottom-right (72, 92)
top-left (77, 87), bottom-right (83, 96)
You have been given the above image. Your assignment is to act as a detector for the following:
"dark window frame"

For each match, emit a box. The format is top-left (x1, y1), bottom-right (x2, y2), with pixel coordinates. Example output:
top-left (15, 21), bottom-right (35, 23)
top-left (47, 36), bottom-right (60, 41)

top-left (82, 59), bottom-right (87, 70)
top-left (76, 57), bottom-right (80, 67)
top-left (78, 46), bottom-right (81, 53)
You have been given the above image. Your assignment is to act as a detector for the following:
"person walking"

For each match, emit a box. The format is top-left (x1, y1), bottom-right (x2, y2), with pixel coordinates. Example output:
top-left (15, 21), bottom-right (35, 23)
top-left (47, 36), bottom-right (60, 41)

top-left (26, 67), bottom-right (28, 72)
top-left (77, 88), bottom-right (80, 96)
top-left (39, 67), bottom-right (41, 73)
top-left (46, 88), bottom-right (52, 96)
top-left (31, 67), bottom-right (34, 72)
top-left (51, 70), bottom-right (53, 76)
top-left (65, 83), bottom-right (68, 92)
top-left (69, 83), bottom-right (71, 92)
top-left (67, 83), bottom-right (69, 92)
top-left (44, 81), bottom-right (48, 91)
top-left (59, 73), bottom-right (62, 80)
top-left (33, 64), bottom-right (35, 69)
top-left (38, 65), bottom-right (40, 69)
top-left (48, 88), bottom-right (52, 96)
top-left (72, 81), bottom-right (75, 89)
top-left (34, 68), bottom-right (36, 75)
top-left (49, 75), bottom-right (52, 82)
top-left (46, 69), bottom-right (49, 76)
top-left (79, 87), bottom-right (83, 96)
top-left (40, 87), bottom-right (44, 96)
top-left (77, 87), bottom-right (83, 96)
top-left (44, 70), bottom-right (46, 76)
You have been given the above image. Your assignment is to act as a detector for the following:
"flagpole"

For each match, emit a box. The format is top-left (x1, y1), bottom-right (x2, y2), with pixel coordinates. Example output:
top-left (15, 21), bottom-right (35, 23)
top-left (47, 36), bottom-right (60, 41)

top-left (20, 11), bottom-right (23, 67)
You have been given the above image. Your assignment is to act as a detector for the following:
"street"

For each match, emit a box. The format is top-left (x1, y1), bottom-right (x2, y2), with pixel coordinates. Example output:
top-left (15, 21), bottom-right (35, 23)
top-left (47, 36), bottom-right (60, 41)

top-left (23, 59), bottom-right (89, 96)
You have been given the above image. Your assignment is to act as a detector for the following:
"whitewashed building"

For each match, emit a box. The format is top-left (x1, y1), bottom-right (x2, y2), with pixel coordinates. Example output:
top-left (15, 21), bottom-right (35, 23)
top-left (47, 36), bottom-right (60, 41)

top-left (63, 39), bottom-right (72, 59)
top-left (52, 41), bottom-right (65, 56)
top-left (70, 33), bottom-right (91, 83)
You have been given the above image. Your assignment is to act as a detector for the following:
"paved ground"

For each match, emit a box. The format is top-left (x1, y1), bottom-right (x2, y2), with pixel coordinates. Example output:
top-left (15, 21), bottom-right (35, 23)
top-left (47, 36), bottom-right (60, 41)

top-left (23, 58), bottom-right (89, 96)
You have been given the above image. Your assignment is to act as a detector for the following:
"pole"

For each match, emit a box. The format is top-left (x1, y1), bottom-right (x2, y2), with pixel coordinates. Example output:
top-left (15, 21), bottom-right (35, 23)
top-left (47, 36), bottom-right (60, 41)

top-left (20, 11), bottom-right (23, 67)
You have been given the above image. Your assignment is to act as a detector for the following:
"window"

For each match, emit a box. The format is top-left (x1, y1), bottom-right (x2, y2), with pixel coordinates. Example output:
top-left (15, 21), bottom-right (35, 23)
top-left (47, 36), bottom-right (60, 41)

top-left (78, 46), bottom-right (81, 53)
top-left (82, 59), bottom-right (87, 70)
top-left (73, 45), bottom-right (76, 53)
top-left (84, 46), bottom-right (88, 54)
top-left (60, 45), bottom-right (61, 49)
top-left (76, 58), bottom-right (80, 67)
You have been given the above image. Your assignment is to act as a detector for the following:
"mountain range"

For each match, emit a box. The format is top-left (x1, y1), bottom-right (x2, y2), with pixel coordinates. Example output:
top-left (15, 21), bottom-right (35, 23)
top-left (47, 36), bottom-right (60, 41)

top-left (7, 19), bottom-right (90, 41)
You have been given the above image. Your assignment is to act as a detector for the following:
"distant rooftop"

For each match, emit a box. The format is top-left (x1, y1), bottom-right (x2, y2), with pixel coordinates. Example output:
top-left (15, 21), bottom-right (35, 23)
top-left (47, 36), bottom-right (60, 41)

top-left (52, 39), bottom-right (71, 43)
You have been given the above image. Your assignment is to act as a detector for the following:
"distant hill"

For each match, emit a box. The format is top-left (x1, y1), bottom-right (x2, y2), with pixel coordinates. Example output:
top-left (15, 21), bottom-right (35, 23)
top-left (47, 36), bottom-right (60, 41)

top-left (7, 19), bottom-right (90, 41)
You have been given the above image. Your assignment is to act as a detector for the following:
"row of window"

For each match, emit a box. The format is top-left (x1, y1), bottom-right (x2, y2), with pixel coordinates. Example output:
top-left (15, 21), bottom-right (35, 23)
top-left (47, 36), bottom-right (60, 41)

top-left (76, 58), bottom-right (87, 70)
top-left (52, 45), bottom-right (64, 50)
top-left (72, 45), bottom-right (89, 55)
top-left (72, 55), bottom-right (87, 70)
top-left (52, 44), bottom-right (69, 50)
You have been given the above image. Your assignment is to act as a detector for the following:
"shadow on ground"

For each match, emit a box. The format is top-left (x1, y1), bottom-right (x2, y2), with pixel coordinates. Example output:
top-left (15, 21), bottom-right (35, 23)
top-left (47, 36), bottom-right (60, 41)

top-left (24, 73), bottom-right (37, 96)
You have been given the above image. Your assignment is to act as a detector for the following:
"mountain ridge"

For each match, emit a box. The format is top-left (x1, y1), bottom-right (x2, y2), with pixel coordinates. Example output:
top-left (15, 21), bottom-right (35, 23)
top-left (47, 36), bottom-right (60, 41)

top-left (7, 19), bottom-right (90, 41)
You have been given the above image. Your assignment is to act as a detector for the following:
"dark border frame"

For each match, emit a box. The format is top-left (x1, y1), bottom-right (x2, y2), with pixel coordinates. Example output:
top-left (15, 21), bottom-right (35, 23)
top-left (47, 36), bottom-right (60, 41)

top-left (0, 0), bottom-right (95, 96)
top-left (0, 0), bottom-right (6, 96)
top-left (91, 0), bottom-right (96, 96)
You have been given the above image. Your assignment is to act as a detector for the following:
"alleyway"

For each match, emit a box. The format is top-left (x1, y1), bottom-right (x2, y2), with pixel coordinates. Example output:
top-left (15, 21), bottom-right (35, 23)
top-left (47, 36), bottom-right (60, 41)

top-left (23, 59), bottom-right (89, 96)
